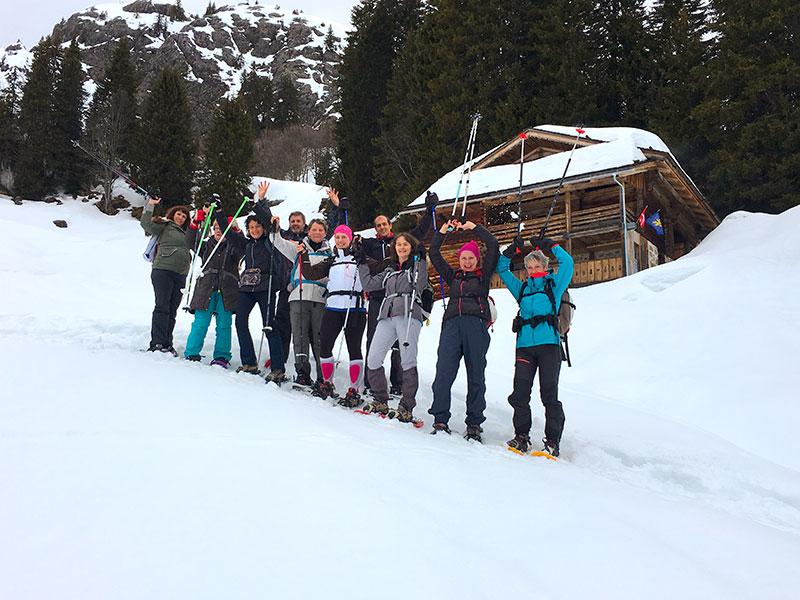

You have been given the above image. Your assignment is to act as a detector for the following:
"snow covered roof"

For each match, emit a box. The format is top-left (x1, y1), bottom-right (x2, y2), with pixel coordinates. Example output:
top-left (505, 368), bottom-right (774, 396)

top-left (404, 126), bottom-right (676, 211)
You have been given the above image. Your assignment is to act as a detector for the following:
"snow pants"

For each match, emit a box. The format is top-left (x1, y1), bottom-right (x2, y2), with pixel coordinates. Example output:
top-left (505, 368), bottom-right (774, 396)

top-left (289, 299), bottom-right (325, 380)
top-left (277, 288), bottom-right (292, 364)
top-left (365, 297), bottom-right (402, 391)
top-left (149, 268), bottom-right (186, 349)
top-left (428, 316), bottom-right (490, 427)
top-left (235, 290), bottom-right (285, 370)
top-left (367, 316), bottom-right (422, 410)
top-left (508, 344), bottom-right (564, 443)
top-left (319, 308), bottom-right (367, 388)
top-left (184, 290), bottom-right (232, 361)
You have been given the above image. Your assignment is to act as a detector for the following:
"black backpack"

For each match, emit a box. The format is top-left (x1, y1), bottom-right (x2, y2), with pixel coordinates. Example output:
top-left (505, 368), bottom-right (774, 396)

top-left (512, 276), bottom-right (576, 366)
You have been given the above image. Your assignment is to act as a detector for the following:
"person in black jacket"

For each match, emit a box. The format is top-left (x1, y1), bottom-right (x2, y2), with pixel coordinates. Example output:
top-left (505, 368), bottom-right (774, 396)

top-left (427, 219), bottom-right (499, 441)
top-left (183, 205), bottom-right (244, 368)
top-left (255, 182), bottom-right (343, 369)
top-left (223, 198), bottom-right (287, 382)
top-left (361, 192), bottom-right (438, 395)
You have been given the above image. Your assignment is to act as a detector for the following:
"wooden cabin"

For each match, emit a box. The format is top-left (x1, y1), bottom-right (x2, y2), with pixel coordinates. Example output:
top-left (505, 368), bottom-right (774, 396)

top-left (400, 126), bottom-right (719, 294)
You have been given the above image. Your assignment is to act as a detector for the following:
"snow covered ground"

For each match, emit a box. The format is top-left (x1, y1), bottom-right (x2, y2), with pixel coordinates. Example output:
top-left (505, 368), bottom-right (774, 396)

top-left (1, 195), bottom-right (799, 599)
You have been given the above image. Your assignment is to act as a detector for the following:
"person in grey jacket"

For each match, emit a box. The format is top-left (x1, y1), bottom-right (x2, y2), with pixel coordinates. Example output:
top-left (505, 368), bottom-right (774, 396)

top-left (270, 214), bottom-right (333, 387)
top-left (356, 232), bottom-right (428, 422)
top-left (140, 197), bottom-right (192, 355)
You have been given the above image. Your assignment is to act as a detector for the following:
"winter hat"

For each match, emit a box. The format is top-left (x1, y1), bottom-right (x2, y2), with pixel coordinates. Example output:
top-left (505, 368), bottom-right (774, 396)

top-left (457, 240), bottom-right (481, 264)
top-left (334, 224), bottom-right (353, 242)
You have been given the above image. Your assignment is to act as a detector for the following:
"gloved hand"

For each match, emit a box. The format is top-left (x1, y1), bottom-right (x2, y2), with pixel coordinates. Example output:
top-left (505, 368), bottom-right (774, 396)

top-left (502, 236), bottom-right (524, 258)
top-left (351, 235), bottom-right (366, 262)
top-left (530, 236), bottom-right (555, 251)
top-left (425, 191), bottom-right (439, 210)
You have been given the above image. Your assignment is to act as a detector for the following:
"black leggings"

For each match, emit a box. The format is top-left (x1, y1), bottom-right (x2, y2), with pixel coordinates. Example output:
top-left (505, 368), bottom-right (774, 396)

top-left (507, 345), bottom-right (564, 442)
top-left (319, 309), bottom-right (366, 359)
top-left (150, 268), bottom-right (186, 348)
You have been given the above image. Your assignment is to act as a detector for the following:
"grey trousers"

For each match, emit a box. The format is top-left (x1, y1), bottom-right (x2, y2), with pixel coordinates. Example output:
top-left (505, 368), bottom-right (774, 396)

top-left (289, 300), bottom-right (325, 380)
top-left (367, 316), bottom-right (422, 410)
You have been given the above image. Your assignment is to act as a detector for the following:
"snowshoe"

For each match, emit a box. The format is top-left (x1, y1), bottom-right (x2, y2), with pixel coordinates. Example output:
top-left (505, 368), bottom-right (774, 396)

top-left (210, 357), bottom-right (229, 368)
top-left (236, 364), bottom-right (260, 375)
top-left (431, 422), bottom-right (451, 435)
top-left (464, 425), bottom-right (483, 443)
top-left (185, 355), bottom-right (202, 362)
top-left (312, 380), bottom-right (336, 400)
top-left (362, 400), bottom-right (390, 415)
top-left (507, 434), bottom-right (531, 454)
top-left (338, 388), bottom-right (363, 408)
top-left (391, 406), bottom-right (414, 423)
top-left (538, 438), bottom-right (560, 458)
top-left (294, 373), bottom-right (313, 387)
top-left (265, 369), bottom-right (288, 385)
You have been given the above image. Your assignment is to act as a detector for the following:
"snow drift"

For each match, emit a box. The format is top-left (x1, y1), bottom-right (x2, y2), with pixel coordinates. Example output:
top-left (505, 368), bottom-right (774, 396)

top-left (1, 195), bottom-right (799, 599)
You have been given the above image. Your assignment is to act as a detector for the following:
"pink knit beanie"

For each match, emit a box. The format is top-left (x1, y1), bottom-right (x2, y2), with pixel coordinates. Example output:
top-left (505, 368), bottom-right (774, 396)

top-left (334, 224), bottom-right (353, 242)
top-left (457, 240), bottom-right (481, 264)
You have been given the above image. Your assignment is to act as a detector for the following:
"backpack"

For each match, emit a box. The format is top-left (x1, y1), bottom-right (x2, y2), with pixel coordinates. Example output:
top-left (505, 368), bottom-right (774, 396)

top-left (143, 234), bottom-right (160, 263)
top-left (513, 276), bottom-right (575, 366)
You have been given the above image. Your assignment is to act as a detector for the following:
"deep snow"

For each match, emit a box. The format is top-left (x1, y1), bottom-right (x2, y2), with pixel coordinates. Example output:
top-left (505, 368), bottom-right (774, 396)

top-left (1, 195), bottom-right (799, 599)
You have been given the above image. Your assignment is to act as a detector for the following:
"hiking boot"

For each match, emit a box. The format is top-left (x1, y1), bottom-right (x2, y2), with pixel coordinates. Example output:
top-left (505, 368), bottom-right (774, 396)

top-left (185, 355), bottom-right (202, 362)
top-left (313, 380), bottom-right (336, 400)
top-left (210, 357), bottom-right (230, 368)
top-left (431, 422), bottom-right (451, 435)
top-left (541, 438), bottom-right (560, 457)
top-left (394, 406), bottom-right (414, 423)
top-left (236, 364), bottom-right (260, 375)
top-left (464, 425), bottom-right (483, 443)
top-left (294, 373), bottom-right (313, 387)
top-left (507, 433), bottom-right (531, 453)
top-left (363, 400), bottom-right (389, 415)
top-left (338, 388), bottom-right (363, 408)
top-left (161, 345), bottom-right (178, 357)
top-left (265, 369), bottom-right (287, 384)
top-left (389, 385), bottom-right (403, 396)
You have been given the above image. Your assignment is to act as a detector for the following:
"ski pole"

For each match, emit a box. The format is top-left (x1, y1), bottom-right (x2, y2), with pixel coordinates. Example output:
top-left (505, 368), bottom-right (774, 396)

top-left (539, 126), bottom-right (585, 239)
top-left (402, 254), bottom-right (420, 348)
top-left (182, 201), bottom-right (217, 310)
top-left (200, 196), bottom-right (249, 272)
top-left (450, 115), bottom-right (480, 224)
top-left (460, 113), bottom-right (481, 223)
top-left (516, 132), bottom-right (527, 235)
top-left (295, 249), bottom-right (308, 367)
top-left (71, 140), bottom-right (153, 199)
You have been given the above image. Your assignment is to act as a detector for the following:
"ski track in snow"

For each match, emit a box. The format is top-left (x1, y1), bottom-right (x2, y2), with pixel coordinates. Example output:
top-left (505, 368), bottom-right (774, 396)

top-left (2, 197), bottom-right (800, 598)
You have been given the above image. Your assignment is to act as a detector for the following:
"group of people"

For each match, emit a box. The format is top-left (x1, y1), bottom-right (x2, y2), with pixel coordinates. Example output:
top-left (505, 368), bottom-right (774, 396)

top-left (139, 182), bottom-right (574, 457)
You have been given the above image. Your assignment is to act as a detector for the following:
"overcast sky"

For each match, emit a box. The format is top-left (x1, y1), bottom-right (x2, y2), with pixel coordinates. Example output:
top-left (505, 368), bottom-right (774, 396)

top-left (1, 0), bottom-right (358, 48)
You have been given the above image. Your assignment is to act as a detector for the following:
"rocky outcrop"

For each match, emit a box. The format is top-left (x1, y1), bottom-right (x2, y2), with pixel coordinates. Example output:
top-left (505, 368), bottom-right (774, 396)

top-left (2, 2), bottom-right (345, 134)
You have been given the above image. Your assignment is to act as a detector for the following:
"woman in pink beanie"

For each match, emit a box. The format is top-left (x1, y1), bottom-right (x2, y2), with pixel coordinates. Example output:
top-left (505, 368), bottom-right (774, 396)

top-left (427, 218), bottom-right (499, 442)
top-left (302, 223), bottom-right (367, 404)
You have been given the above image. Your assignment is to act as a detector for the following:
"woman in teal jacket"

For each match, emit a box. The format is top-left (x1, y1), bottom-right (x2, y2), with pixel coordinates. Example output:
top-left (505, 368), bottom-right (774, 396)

top-left (497, 236), bottom-right (574, 456)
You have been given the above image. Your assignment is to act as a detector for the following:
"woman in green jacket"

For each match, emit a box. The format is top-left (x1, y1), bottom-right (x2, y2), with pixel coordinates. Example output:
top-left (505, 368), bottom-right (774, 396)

top-left (140, 197), bottom-right (192, 355)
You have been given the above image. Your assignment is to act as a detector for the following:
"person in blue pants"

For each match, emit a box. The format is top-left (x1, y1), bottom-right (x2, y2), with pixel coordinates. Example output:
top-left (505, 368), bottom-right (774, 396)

top-left (184, 206), bottom-right (243, 367)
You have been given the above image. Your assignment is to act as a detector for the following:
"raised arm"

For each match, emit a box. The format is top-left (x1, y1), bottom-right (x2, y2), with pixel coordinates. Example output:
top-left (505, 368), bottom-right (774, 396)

top-left (409, 191), bottom-right (438, 240)
top-left (140, 198), bottom-right (166, 236)
top-left (429, 229), bottom-right (454, 284)
top-left (357, 262), bottom-right (388, 293)
top-left (551, 244), bottom-right (574, 298)
top-left (497, 254), bottom-right (523, 299)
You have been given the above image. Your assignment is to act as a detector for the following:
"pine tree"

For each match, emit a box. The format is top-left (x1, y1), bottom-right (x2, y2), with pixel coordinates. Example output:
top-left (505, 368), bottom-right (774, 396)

top-left (15, 36), bottom-right (61, 200)
top-left (52, 40), bottom-right (86, 195)
top-left (694, 0), bottom-right (800, 215)
top-left (239, 69), bottom-right (273, 131)
top-left (0, 65), bottom-right (24, 184)
top-left (197, 97), bottom-right (254, 214)
top-left (272, 76), bottom-right (300, 128)
top-left (86, 38), bottom-right (138, 210)
top-left (647, 0), bottom-right (711, 191)
top-left (324, 26), bottom-right (337, 53)
top-left (585, 0), bottom-right (653, 126)
top-left (135, 67), bottom-right (197, 206)
top-left (336, 0), bottom-right (424, 224)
